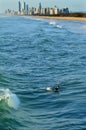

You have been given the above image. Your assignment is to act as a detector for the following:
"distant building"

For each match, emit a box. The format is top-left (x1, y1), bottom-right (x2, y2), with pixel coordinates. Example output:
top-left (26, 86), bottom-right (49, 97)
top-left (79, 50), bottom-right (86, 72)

top-left (29, 7), bottom-right (35, 15)
top-left (20, 1), bottom-right (29, 15)
top-left (50, 8), bottom-right (54, 15)
top-left (21, 1), bottom-right (26, 12)
top-left (54, 6), bottom-right (59, 15)
top-left (41, 8), bottom-right (46, 15)
top-left (38, 2), bottom-right (42, 15)
top-left (26, 4), bottom-right (29, 14)
top-left (5, 9), bottom-right (18, 15)
top-left (21, 1), bottom-right (25, 15)
top-left (60, 7), bottom-right (69, 14)
top-left (18, 1), bottom-right (21, 12)
top-left (34, 8), bottom-right (39, 15)
top-left (45, 7), bottom-right (50, 15)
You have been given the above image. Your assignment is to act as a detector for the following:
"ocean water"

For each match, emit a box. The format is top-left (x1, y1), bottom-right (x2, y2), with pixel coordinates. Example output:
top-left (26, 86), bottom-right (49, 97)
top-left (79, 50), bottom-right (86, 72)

top-left (0, 15), bottom-right (86, 130)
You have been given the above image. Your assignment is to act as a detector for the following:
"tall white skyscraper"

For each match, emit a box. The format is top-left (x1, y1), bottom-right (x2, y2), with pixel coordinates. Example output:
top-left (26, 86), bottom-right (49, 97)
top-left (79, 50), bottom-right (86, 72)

top-left (22, 1), bottom-right (26, 11)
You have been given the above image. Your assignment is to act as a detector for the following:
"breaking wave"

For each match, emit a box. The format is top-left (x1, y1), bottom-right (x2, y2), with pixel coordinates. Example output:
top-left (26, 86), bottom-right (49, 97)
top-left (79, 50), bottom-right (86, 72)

top-left (0, 88), bottom-right (20, 110)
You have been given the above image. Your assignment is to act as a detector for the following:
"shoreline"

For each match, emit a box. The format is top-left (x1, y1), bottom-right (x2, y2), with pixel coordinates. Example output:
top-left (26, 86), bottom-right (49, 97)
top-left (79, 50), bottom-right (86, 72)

top-left (31, 15), bottom-right (86, 21)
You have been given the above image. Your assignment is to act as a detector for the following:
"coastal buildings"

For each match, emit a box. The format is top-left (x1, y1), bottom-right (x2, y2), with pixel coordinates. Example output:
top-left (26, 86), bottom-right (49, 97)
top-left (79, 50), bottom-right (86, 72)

top-left (18, 1), bottom-right (29, 15)
top-left (60, 7), bottom-right (69, 14)
top-left (5, 9), bottom-right (18, 15)
top-left (49, 6), bottom-right (59, 15)
top-left (54, 6), bottom-right (59, 15)
top-left (38, 2), bottom-right (42, 15)
top-left (17, 1), bottom-right (69, 16)
top-left (18, 1), bottom-right (21, 12)
top-left (22, 1), bottom-right (26, 11)
top-left (5, 1), bottom-right (69, 16)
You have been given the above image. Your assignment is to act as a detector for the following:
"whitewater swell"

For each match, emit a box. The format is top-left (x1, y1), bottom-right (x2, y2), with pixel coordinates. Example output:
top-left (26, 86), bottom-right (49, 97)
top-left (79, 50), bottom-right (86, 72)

top-left (0, 88), bottom-right (20, 110)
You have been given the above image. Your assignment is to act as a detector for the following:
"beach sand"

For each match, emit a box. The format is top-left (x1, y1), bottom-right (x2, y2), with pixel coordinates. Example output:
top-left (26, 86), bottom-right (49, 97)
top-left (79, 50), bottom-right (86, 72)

top-left (31, 16), bottom-right (86, 21)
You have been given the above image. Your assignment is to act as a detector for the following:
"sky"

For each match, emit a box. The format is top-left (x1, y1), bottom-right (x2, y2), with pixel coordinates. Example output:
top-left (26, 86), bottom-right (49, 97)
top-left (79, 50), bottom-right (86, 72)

top-left (0, 0), bottom-right (86, 13)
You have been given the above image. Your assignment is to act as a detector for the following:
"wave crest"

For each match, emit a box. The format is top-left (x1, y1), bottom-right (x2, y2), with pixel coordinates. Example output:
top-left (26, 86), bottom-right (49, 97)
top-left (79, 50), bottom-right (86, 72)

top-left (0, 88), bottom-right (20, 110)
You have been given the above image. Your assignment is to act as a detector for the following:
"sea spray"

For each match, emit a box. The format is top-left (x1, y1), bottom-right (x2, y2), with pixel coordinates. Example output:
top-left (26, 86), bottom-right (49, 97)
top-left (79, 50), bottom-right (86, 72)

top-left (0, 88), bottom-right (20, 110)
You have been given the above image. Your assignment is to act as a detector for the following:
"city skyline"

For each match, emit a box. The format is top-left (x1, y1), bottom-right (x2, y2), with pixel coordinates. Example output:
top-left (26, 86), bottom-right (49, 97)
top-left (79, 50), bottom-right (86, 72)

top-left (0, 0), bottom-right (86, 13)
top-left (16, 1), bottom-right (69, 16)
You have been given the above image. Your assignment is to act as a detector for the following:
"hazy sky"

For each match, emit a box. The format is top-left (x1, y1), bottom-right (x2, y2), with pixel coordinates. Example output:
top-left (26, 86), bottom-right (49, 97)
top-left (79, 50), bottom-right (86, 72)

top-left (0, 0), bottom-right (86, 13)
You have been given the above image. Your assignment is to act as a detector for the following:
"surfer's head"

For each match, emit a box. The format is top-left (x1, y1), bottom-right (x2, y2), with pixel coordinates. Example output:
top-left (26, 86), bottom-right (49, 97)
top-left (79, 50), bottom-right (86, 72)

top-left (53, 85), bottom-right (59, 92)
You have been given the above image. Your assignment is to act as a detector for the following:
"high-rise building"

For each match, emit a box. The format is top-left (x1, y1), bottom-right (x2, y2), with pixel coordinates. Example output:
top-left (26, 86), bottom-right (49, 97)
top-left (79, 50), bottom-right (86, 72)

top-left (45, 7), bottom-right (50, 15)
top-left (50, 8), bottom-right (54, 15)
top-left (38, 2), bottom-right (42, 15)
top-left (18, 1), bottom-right (21, 12)
top-left (60, 7), bottom-right (69, 14)
top-left (22, 1), bottom-right (26, 11)
top-left (54, 6), bottom-right (59, 15)
top-left (26, 4), bottom-right (29, 14)
top-left (24, 2), bottom-right (26, 11)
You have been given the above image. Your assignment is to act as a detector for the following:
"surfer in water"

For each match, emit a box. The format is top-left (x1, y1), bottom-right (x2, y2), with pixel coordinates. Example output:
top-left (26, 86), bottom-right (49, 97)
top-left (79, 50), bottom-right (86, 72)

top-left (53, 85), bottom-right (59, 92)
top-left (45, 85), bottom-right (59, 92)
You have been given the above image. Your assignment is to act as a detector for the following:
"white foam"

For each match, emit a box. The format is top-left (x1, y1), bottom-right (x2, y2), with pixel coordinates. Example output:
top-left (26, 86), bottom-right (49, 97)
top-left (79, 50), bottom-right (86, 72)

top-left (0, 88), bottom-right (20, 110)
top-left (49, 21), bottom-right (56, 25)
top-left (56, 25), bottom-right (62, 29)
